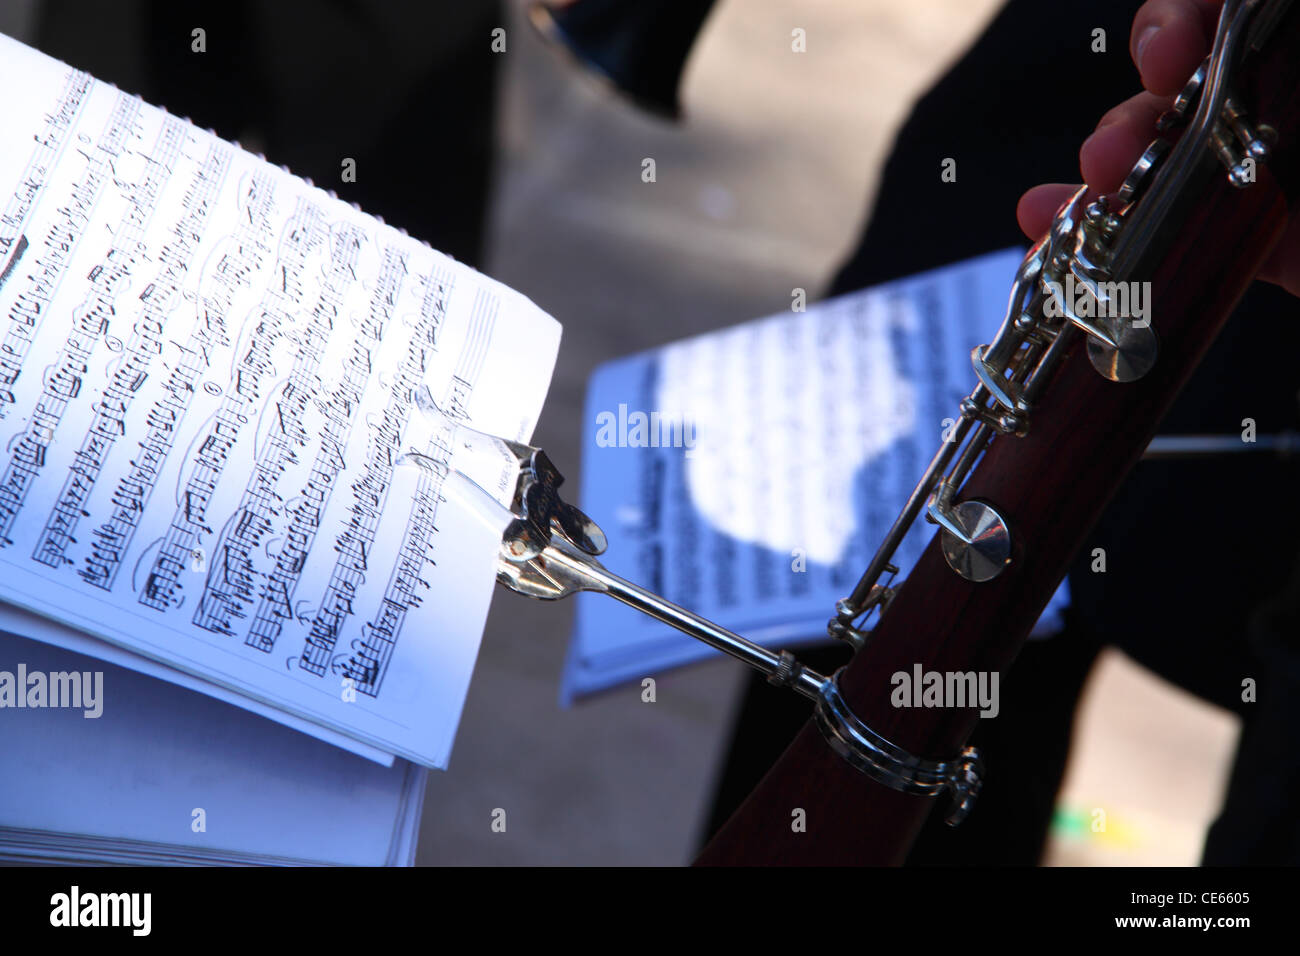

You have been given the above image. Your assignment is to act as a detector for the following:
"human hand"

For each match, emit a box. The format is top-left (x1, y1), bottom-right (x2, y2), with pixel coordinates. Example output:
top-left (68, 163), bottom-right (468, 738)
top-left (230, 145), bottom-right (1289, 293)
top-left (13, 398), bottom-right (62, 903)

top-left (1016, 0), bottom-right (1299, 296)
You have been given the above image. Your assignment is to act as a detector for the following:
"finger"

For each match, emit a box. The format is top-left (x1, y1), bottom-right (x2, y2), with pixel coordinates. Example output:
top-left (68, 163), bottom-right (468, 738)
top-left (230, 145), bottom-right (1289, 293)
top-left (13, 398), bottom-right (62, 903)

top-left (1017, 183), bottom-right (1079, 239)
top-left (1080, 92), bottom-right (1171, 192)
top-left (1130, 0), bottom-right (1221, 95)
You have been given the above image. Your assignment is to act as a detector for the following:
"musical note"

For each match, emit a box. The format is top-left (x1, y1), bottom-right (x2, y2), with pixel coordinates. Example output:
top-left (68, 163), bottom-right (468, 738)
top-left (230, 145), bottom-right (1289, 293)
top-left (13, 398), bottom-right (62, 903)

top-left (0, 35), bottom-right (562, 767)
top-left (34, 124), bottom-right (223, 570)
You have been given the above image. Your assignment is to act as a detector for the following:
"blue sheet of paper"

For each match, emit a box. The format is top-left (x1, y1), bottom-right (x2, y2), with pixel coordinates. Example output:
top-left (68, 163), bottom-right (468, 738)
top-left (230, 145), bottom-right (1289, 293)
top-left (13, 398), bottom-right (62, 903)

top-left (563, 248), bottom-right (1071, 700)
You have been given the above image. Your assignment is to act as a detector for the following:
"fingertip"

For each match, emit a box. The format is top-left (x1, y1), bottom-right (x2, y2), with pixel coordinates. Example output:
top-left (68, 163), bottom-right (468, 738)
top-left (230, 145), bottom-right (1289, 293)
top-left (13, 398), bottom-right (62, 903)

top-left (1080, 122), bottom-right (1150, 194)
top-left (1138, 16), bottom-right (1210, 96)
top-left (1017, 184), bottom-right (1078, 239)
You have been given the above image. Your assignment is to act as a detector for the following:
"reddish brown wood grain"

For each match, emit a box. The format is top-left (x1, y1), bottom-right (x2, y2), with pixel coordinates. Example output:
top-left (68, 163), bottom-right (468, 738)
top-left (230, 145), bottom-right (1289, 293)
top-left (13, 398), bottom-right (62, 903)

top-left (697, 8), bottom-right (1300, 866)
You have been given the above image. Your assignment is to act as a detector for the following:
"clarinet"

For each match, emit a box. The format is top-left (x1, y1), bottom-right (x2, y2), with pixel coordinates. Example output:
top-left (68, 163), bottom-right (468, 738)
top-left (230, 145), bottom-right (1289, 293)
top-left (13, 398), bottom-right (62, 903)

top-left (695, 0), bottom-right (1300, 864)
top-left (470, 0), bottom-right (1299, 865)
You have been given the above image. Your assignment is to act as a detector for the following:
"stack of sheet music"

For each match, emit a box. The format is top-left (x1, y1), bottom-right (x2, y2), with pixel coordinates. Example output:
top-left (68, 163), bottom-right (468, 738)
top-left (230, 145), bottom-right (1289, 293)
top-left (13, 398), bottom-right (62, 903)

top-left (0, 629), bottom-right (427, 865)
top-left (0, 34), bottom-right (561, 864)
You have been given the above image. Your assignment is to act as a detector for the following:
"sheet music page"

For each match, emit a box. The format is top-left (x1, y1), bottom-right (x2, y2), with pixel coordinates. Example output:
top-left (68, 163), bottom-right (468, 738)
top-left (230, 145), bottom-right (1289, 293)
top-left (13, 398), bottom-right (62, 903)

top-left (565, 249), bottom-right (1070, 698)
top-left (0, 34), bottom-right (560, 767)
top-left (0, 631), bottom-right (424, 866)
top-left (0, 602), bottom-right (395, 765)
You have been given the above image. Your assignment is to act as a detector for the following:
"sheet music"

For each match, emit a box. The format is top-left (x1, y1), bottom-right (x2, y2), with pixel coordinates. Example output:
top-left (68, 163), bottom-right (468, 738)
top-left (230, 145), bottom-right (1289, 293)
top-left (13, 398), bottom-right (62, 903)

top-left (0, 35), bottom-right (560, 766)
top-left (0, 631), bottom-right (424, 866)
top-left (565, 249), bottom-right (1070, 698)
top-left (0, 602), bottom-right (394, 765)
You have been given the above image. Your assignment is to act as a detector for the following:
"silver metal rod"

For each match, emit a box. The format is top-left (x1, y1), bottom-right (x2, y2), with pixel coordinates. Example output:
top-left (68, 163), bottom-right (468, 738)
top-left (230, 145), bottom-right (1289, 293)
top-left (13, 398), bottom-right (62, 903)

top-left (842, 394), bottom-right (987, 611)
top-left (1022, 319), bottom-right (1078, 401)
top-left (1143, 431), bottom-right (1299, 459)
top-left (543, 545), bottom-right (828, 701)
top-left (946, 421), bottom-right (994, 488)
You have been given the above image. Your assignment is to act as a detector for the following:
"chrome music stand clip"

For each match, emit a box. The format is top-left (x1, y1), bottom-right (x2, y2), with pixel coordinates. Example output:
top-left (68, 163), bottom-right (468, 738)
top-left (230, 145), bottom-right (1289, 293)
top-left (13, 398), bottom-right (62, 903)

top-left (399, 391), bottom-right (983, 826)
